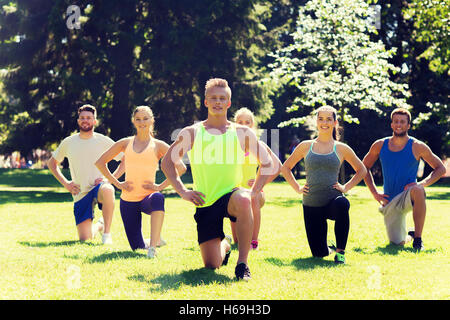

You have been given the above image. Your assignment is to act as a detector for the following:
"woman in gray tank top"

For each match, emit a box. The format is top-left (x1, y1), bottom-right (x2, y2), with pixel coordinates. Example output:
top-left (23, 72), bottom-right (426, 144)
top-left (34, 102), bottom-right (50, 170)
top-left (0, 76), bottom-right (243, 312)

top-left (281, 106), bottom-right (367, 264)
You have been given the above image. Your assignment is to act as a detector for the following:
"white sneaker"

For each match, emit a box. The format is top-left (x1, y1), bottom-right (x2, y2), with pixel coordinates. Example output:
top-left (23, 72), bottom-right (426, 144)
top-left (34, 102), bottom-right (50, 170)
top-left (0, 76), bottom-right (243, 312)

top-left (146, 237), bottom-right (167, 248)
top-left (92, 217), bottom-right (104, 238)
top-left (147, 246), bottom-right (157, 258)
top-left (225, 235), bottom-right (232, 246)
top-left (102, 233), bottom-right (112, 245)
top-left (157, 237), bottom-right (167, 247)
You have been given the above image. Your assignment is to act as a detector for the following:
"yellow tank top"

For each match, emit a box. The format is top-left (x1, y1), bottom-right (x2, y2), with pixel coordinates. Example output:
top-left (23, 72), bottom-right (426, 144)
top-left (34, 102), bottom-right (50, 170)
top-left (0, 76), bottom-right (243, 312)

top-left (240, 152), bottom-right (258, 188)
top-left (121, 136), bottom-right (159, 202)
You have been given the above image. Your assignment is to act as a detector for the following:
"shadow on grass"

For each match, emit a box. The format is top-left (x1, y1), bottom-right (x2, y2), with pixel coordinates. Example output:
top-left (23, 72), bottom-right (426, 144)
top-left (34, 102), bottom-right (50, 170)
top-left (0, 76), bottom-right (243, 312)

top-left (0, 169), bottom-right (64, 188)
top-left (265, 256), bottom-right (340, 270)
top-left (89, 251), bottom-right (147, 263)
top-left (353, 244), bottom-right (438, 255)
top-left (0, 190), bottom-right (72, 204)
top-left (19, 240), bottom-right (101, 247)
top-left (0, 188), bottom-right (186, 205)
top-left (129, 268), bottom-right (233, 292)
top-left (426, 191), bottom-right (450, 200)
top-left (265, 197), bottom-right (301, 208)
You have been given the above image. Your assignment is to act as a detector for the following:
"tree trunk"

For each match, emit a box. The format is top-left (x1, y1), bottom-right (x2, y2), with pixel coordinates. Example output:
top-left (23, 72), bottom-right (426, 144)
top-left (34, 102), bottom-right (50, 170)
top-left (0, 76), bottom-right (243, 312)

top-left (108, 4), bottom-right (137, 141)
top-left (339, 108), bottom-right (346, 184)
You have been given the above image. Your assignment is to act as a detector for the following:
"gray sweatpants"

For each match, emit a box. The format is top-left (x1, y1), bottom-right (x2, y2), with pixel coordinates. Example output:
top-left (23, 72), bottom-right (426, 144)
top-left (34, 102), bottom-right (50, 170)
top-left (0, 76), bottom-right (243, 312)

top-left (378, 189), bottom-right (413, 245)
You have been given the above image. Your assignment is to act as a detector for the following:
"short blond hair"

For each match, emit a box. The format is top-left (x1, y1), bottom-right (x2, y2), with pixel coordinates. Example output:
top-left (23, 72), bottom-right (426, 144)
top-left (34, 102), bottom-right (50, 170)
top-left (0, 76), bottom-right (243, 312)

top-left (205, 78), bottom-right (232, 99)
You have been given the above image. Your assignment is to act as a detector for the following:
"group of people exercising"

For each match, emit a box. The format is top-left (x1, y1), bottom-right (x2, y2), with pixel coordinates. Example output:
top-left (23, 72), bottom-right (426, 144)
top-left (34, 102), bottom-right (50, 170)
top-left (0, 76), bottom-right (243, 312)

top-left (48, 78), bottom-right (446, 281)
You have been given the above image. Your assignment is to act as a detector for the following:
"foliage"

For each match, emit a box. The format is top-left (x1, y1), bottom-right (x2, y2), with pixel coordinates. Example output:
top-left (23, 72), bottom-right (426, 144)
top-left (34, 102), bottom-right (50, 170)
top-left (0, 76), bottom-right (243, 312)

top-left (0, 0), bottom-right (276, 154)
top-left (372, 0), bottom-right (449, 158)
top-left (404, 0), bottom-right (449, 75)
top-left (269, 0), bottom-right (411, 130)
top-left (0, 0), bottom-right (448, 161)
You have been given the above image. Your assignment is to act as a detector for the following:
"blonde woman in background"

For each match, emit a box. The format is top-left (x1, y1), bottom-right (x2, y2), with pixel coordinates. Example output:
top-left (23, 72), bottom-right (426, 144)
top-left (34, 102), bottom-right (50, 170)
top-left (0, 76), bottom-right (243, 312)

top-left (232, 108), bottom-right (282, 250)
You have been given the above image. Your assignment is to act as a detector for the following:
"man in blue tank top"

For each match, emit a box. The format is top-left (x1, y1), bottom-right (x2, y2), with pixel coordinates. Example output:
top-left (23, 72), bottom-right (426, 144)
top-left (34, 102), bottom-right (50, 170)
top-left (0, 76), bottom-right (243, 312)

top-left (363, 108), bottom-right (445, 251)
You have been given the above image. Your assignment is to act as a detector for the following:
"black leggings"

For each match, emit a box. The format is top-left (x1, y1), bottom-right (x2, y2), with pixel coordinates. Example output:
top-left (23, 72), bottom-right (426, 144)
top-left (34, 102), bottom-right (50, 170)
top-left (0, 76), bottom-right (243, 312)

top-left (302, 196), bottom-right (350, 257)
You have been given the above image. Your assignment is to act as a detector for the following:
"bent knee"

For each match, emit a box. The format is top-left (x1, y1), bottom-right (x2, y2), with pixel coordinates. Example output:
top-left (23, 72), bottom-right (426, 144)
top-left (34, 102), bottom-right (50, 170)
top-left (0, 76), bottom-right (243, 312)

top-left (231, 191), bottom-right (252, 210)
top-left (409, 184), bottom-right (425, 198)
top-left (99, 183), bottom-right (115, 197)
top-left (258, 192), bottom-right (266, 207)
top-left (151, 192), bottom-right (165, 203)
top-left (334, 196), bottom-right (350, 212)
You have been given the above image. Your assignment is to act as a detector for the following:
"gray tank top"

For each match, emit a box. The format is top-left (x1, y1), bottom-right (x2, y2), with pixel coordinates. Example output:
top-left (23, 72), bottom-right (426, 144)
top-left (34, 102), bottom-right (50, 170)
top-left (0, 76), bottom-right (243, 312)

top-left (303, 141), bottom-right (342, 207)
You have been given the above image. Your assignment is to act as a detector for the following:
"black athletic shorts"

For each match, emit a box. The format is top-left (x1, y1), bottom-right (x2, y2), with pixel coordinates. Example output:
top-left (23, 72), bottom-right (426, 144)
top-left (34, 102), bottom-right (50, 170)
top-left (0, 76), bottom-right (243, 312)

top-left (193, 190), bottom-right (237, 244)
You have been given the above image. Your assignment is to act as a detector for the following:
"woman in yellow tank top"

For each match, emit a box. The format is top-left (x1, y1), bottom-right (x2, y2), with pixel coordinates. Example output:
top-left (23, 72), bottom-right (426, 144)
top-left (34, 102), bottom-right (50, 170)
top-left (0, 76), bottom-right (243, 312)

top-left (231, 108), bottom-right (282, 250)
top-left (96, 106), bottom-right (186, 258)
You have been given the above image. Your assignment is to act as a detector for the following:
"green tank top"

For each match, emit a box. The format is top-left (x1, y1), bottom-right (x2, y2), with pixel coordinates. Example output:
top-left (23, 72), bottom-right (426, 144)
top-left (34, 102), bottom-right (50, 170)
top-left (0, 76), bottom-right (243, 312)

top-left (187, 122), bottom-right (244, 207)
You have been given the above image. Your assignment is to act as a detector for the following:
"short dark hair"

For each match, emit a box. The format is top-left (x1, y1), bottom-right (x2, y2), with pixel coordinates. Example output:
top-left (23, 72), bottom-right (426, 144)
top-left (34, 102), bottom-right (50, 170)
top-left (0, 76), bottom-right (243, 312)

top-left (390, 107), bottom-right (411, 124)
top-left (78, 104), bottom-right (97, 118)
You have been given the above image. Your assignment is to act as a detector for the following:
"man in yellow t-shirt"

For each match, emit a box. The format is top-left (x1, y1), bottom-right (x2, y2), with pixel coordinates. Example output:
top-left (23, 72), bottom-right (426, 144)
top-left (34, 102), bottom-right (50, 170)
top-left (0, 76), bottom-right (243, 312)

top-left (48, 105), bottom-right (122, 244)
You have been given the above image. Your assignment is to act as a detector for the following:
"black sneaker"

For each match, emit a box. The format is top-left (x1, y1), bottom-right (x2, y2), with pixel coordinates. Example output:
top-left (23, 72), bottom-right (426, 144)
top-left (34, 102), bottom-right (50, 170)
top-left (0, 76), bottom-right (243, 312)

top-left (222, 235), bottom-right (232, 266)
top-left (412, 237), bottom-right (424, 252)
top-left (235, 263), bottom-right (251, 281)
top-left (222, 249), bottom-right (231, 266)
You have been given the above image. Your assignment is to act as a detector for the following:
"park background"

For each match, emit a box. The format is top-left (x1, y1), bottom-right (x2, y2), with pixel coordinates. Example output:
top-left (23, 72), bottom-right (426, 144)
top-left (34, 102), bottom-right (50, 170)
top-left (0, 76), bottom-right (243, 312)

top-left (0, 0), bottom-right (449, 300)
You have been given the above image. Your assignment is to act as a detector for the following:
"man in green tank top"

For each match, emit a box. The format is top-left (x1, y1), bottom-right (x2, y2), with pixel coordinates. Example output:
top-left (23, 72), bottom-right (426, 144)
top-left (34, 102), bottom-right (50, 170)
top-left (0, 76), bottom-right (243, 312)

top-left (162, 78), bottom-right (274, 280)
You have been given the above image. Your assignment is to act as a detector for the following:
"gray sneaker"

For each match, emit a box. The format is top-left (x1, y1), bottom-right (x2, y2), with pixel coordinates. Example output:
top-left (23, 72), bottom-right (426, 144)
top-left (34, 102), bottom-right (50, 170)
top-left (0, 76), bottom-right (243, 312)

top-left (147, 246), bottom-right (157, 258)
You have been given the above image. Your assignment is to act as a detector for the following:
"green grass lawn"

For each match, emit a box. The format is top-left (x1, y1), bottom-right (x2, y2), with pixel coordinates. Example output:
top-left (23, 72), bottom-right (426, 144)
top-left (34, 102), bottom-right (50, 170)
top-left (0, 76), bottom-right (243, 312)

top-left (0, 169), bottom-right (449, 300)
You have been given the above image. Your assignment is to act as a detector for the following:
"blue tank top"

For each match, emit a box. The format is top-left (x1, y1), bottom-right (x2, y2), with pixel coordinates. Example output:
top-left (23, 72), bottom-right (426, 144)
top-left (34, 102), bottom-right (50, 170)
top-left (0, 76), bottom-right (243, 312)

top-left (379, 138), bottom-right (419, 202)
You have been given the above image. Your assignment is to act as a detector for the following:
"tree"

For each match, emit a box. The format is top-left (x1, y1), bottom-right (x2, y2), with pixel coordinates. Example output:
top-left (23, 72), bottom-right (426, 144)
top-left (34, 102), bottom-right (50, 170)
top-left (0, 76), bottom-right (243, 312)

top-left (374, 0), bottom-right (449, 160)
top-left (269, 0), bottom-right (412, 180)
top-left (0, 0), bottom-right (276, 156)
top-left (403, 0), bottom-right (449, 159)
top-left (404, 0), bottom-right (449, 75)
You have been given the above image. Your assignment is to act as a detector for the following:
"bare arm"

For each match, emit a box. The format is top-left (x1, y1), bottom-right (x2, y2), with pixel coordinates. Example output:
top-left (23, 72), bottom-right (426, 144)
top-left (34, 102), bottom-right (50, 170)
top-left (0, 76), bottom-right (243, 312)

top-left (47, 157), bottom-right (80, 195)
top-left (95, 138), bottom-right (131, 190)
top-left (414, 142), bottom-right (446, 188)
top-left (112, 156), bottom-right (125, 179)
top-left (280, 141), bottom-right (311, 195)
top-left (258, 141), bottom-right (282, 185)
top-left (143, 139), bottom-right (187, 191)
top-left (334, 143), bottom-right (367, 193)
top-left (237, 127), bottom-right (273, 194)
top-left (362, 139), bottom-right (388, 205)
top-left (161, 127), bottom-right (205, 206)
